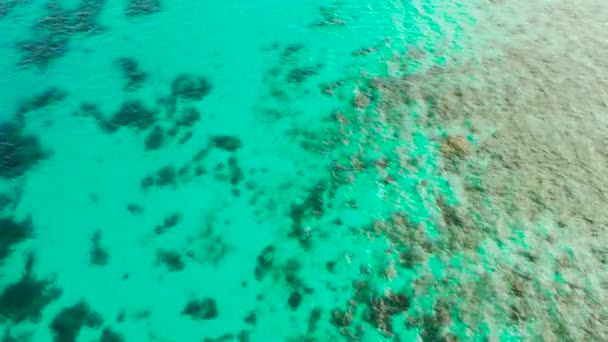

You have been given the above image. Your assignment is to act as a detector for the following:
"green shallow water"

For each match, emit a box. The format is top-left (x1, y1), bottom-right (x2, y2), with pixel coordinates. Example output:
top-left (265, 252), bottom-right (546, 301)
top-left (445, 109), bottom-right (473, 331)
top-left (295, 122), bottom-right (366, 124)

top-left (1, 0), bottom-right (607, 341)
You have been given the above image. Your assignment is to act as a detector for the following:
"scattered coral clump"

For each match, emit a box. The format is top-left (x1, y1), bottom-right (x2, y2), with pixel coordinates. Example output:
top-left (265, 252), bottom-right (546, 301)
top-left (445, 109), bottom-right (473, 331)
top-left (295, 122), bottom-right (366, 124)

top-left (0, 254), bottom-right (62, 323)
top-left (0, 123), bottom-right (48, 179)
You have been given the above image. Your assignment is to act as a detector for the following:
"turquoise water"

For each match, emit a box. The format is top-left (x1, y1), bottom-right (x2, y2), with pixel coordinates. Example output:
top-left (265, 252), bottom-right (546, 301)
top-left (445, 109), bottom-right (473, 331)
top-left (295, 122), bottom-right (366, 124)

top-left (1, 0), bottom-right (607, 341)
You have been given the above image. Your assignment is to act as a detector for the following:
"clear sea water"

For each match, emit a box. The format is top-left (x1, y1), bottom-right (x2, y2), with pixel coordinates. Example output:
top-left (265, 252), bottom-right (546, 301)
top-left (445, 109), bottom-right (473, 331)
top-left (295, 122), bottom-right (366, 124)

top-left (1, 0), bottom-right (607, 341)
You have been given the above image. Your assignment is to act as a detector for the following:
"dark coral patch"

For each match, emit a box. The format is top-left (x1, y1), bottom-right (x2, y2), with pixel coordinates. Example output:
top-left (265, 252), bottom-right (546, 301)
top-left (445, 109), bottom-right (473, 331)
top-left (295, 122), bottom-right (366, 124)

top-left (166, 124), bottom-right (180, 137)
top-left (115, 57), bottom-right (147, 91)
top-left (126, 0), bottom-right (160, 16)
top-left (156, 249), bottom-right (184, 271)
top-left (140, 165), bottom-right (179, 190)
top-left (254, 245), bottom-right (275, 281)
top-left (18, 0), bottom-right (106, 68)
top-left (194, 166), bottom-right (206, 176)
top-left (18, 32), bottom-right (70, 70)
top-left (154, 213), bottom-right (181, 234)
top-left (203, 333), bottom-right (235, 342)
top-left (288, 181), bottom-right (327, 248)
top-left (33, 3), bottom-right (71, 33)
top-left (175, 107), bottom-right (200, 127)
top-left (210, 135), bottom-right (242, 152)
top-left (106, 101), bottom-right (157, 132)
top-left (0, 122), bottom-right (48, 179)
top-left (307, 307), bottom-right (321, 332)
top-left (0, 253), bottom-right (62, 323)
top-left (0, 194), bottom-right (13, 213)
top-left (171, 74), bottom-right (212, 101)
top-left (50, 301), bottom-right (103, 342)
top-left (0, 216), bottom-right (33, 262)
top-left (89, 230), bottom-right (109, 266)
top-left (99, 328), bottom-right (124, 342)
top-left (144, 126), bottom-right (165, 151)
top-left (178, 130), bottom-right (193, 145)
top-left (17, 3), bottom-right (74, 68)
top-left (364, 291), bottom-right (411, 336)
top-left (156, 165), bottom-right (177, 186)
top-left (75, 103), bottom-right (106, 125)
top-left (0, 0), bottom-right (24, 18)
top-left (17, 87), bottom-right (67, 115)
top-left (286, 66), bottom-right (319, 83)
top-left (280, 43), bottom-right (305, 61)
top-left (244, 312), bottom-right (256, 325)
top-left (126, 203), bottom-right (144, 215)
top-left (182, 298), bottom-right (218, 320)
top-left (71, 0), bottom-right (106, 34)
top-left (192, 146), bottom-right (211, 162)
top-left (227, 156), bottom-right (243, 186)
top-left (287, 291), bottom-right (302, 311)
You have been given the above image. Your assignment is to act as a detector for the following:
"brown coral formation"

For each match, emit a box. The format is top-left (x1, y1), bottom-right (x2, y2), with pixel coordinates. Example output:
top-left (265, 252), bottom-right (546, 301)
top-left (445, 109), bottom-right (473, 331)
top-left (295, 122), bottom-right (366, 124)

top-left (329, 0), bottom-right (608, 339)
top-left (440, 135), bottom-right (470, 159)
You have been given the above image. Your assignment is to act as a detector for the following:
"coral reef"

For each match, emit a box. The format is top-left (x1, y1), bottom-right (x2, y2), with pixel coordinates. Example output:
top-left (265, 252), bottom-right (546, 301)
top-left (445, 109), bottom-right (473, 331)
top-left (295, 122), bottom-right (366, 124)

top-left (115, 57), bottom-right (148, 91)
top-left (175, 107), bottom-right (200, 127)
top-left (287, 291), bottom-right (302, 311)
top-left (98, 328), bottom-right (124, 342)
top-left (0, 253), bottom-right (62, 323)
top-left (171, 74), bottom-right (212, 101)
top-left (154, 212), bottom-right (182, 234)
top-left (71, 0), bottom-right (106, 34)
top-left (89, 230), bottom-right (109, 266)
top-left (0, 122), bottom-right (48, 179)
top-left (182, 297), bottom-right (218, 320)
top-left (50, 301), bottom-right (103, 342)
top-left (126, 203), bottom-right (144, 215)
top-left (156, 249), bottom-right (184, 271)
top-left (144, 126), bottom-right (165, 151)
top-left (18, 0), bottom-right (106, 68)
top-left (17, 87), bottom-right (67, 116)
top-left (125, 0), bottom-right (160, 17)
top-left (18, 32), bottom-right (70, 69)
top-left (210, 135), bottom-right (242, 152)
top-left (0, 216), bottom-right (33, 262)
top-left (254, 245), bottom-right (275, 281)
top-left (106, 101), bottom-right (157, 132)
top-left (286, 66), bottom-right (320, 83)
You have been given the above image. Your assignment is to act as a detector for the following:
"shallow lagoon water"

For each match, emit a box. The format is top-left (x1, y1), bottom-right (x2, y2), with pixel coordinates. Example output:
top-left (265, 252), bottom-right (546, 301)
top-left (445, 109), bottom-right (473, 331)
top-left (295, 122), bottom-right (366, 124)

top-left (1, 0), bottom-right (607, 341)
